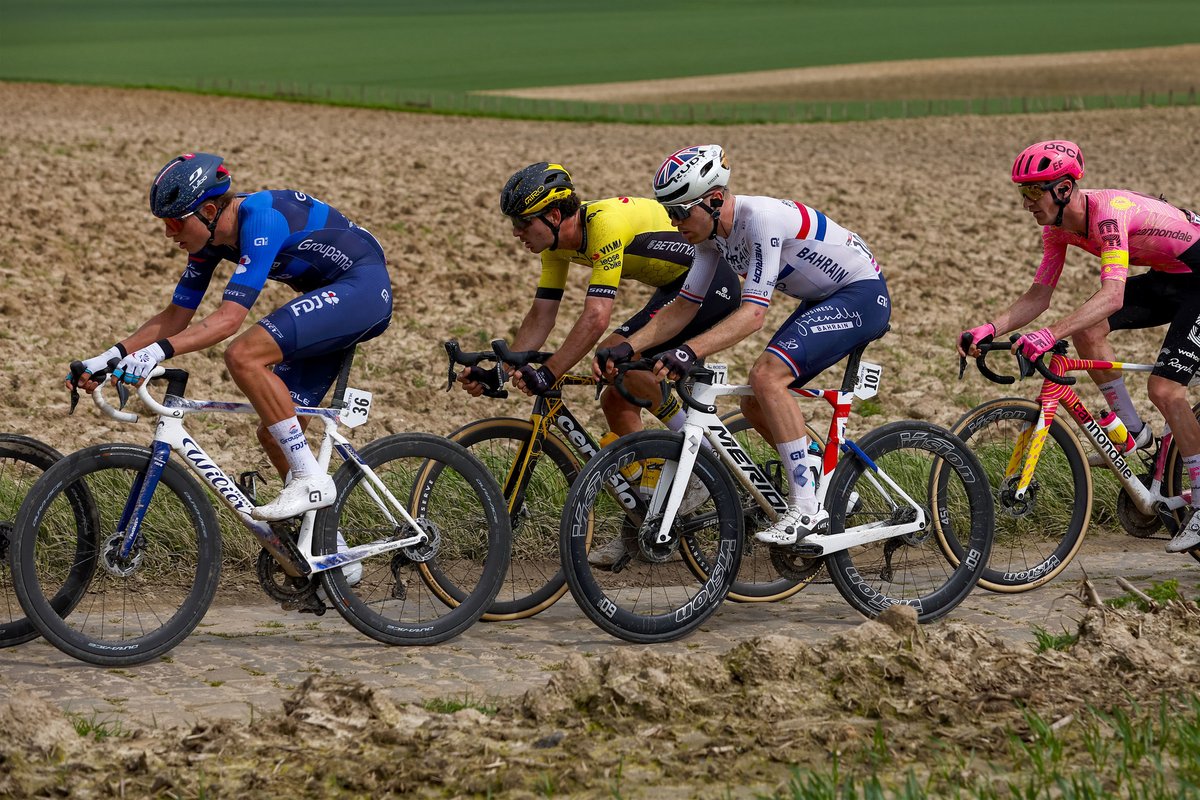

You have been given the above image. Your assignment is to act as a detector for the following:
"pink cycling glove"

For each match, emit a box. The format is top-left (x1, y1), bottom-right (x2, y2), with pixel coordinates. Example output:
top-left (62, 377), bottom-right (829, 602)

top-left (1014, 327), bottom-right (1056, 360)
top-left (959, 322), bottom-right (995, 352)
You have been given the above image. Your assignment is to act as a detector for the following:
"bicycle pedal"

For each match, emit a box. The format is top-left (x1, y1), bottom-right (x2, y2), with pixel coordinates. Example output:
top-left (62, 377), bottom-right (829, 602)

top-left (238, 470), bottom-right (264, 504)
top-left (791, 542), bottom-right (825, 558)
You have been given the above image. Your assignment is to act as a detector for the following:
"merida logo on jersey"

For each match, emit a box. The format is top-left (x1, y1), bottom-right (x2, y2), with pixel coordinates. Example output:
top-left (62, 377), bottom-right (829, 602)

top-left (297, 238), bottom-right (354, 270)
top-left (794, 246), bottom-right (847, 283)
top-left (289, 291), bottom-right (339, 316)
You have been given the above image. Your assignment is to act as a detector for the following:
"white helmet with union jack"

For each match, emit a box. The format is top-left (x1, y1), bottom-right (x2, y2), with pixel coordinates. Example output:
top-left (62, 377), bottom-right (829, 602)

top-left (652, 145), bottom-right (730, 206)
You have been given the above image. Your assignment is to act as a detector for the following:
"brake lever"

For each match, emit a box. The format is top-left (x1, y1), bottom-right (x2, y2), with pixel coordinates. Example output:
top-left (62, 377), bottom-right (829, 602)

top-left (68, 361), bottom-right (84, 415)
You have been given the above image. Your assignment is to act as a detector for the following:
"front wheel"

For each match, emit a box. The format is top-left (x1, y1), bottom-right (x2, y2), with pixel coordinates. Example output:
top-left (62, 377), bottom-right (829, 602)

top-left (948, 398), bottom-right (1092, 591)
top-left (824, 421), bottom-right (993, 622)
top-left (316, 433), bottom-right (510, 645)
top-left (11, 444), bottom-right (221, 666)
top-left (559, 430), bottom-right (743, 643)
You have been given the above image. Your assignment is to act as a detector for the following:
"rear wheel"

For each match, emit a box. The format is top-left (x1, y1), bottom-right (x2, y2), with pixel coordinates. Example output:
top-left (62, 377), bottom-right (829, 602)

top-left (826, 421), bottom-right (993, 622)
top-left (0, 434), bottom-right (97, 647)
top-left (318, 433), bottom-right (510, 645)
top-left (1162, 400), bottom-right (1200, 565)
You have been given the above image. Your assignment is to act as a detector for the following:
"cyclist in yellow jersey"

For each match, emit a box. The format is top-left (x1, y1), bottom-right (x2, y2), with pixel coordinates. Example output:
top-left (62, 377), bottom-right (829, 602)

top-left (459, 162), bottom-right (739, 439)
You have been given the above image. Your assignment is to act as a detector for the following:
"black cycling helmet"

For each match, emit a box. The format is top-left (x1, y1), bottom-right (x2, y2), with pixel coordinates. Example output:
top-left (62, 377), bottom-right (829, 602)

top-left (149, 152), bottom-right (232, 219)
top-left (499, 162), bottom-right (575, 219)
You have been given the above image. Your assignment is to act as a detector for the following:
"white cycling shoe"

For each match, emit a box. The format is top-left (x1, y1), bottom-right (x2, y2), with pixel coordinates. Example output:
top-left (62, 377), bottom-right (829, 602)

top-left (1167, 511), bottom-right (1200, 553)
top-left (1087, 424), bottom-right (1152, 467)
top-left (754, 506), bottom-right (829, 546)
top-left (252, 474), bottom-right (337, 521)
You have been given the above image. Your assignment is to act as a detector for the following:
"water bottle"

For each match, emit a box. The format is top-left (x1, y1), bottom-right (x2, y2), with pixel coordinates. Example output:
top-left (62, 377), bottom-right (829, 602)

top-left (599, 432), bottom-right (643, 482)
top-left (1098, 411), bottom-right (1135, 452)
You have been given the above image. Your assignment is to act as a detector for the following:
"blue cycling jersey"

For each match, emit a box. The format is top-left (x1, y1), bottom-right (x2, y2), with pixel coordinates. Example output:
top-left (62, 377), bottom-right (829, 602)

top-left (172, 190), bottom-right (386, 310)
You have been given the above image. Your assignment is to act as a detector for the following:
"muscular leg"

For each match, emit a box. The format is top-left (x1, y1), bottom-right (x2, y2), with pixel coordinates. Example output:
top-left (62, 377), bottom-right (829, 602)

top-left (1148, 376), bottom-right (1200, 456)
top-left (1072, 319), bottom-right (1120, 384)
top-left (225, 325), bottom-right (295, 479)
top-left (747, 353), bottom-right (807, 445)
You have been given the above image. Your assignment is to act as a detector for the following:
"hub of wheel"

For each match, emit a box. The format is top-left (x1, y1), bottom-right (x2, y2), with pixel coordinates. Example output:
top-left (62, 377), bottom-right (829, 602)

top-left (401, 517), bottom-right (439, 563)
top-left (101, 533), bottom-right (144, 578)
top-left (998, 477), bottom-right (1036, 519)
top-left (634, 514), bottom-right (678, 564)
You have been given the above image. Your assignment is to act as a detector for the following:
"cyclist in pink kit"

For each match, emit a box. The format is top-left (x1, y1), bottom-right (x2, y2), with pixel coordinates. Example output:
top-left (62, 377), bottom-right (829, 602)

top-left (958, 139), bottom-right (1200, 552)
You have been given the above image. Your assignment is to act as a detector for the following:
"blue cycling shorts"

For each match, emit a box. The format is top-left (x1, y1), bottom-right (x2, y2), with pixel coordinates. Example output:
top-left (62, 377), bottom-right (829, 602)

top-left (258, 262), bottom-right (392, 406)
top-left (766, 277), bottom-right (890, 388)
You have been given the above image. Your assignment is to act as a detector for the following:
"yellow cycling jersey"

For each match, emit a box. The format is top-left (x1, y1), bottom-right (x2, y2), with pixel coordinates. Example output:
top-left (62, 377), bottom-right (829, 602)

top-left (535, 196), bottom-right (696, 301)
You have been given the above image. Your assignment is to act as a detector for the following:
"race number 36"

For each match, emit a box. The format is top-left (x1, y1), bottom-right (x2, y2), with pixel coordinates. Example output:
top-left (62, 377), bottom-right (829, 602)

top-left (338, 387), bottom-right (373, 428)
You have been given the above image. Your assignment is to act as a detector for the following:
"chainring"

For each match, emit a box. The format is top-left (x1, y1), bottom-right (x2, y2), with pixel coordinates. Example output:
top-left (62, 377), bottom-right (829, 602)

top-left (1116, 474), bottom-right (1162, 538)
top-left (768, 544), bottom-right (825, 582)
top-left (256, 547), bottom-right (319, 605)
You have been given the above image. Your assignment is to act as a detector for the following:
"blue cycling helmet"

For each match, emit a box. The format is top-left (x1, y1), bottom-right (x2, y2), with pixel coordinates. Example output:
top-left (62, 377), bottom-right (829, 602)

top-left (149, 153), bottom-right (232, 218)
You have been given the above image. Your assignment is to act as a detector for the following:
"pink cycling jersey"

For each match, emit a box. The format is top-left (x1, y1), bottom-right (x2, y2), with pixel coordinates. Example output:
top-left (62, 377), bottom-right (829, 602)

top-left (1034, 189), bottom-right (1200, 287)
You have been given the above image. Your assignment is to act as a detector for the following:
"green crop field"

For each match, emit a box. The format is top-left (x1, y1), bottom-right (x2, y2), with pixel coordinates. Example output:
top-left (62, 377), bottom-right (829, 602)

top-left (1, 0), bottom-right (1198, 94)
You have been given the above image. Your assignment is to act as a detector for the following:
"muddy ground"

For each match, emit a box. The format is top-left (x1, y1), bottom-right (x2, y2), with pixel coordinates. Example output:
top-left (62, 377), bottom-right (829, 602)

top-left (2, 46), bottom-right (1200, 796)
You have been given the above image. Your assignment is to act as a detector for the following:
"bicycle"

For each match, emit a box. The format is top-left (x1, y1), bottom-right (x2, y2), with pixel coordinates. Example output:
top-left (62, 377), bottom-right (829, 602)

top-left (951, 336), bottom-right (1200, 593)
top-left (558, 341), bottom-right (995, 643)
top-left (0, 434), bottom-right (99, 647)
top-left (441, 340), bottom-right (826, 620)
top-left (10, 354), bottom-right (511, 666)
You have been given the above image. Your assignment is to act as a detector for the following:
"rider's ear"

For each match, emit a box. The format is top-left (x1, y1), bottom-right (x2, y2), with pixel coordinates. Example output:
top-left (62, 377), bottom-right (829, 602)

top-left (1056, 181), bottom-right (1071, 200)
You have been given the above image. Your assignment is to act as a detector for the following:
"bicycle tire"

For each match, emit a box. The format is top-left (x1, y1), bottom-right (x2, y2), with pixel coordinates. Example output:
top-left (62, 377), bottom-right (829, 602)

top-left (0, 434), bottom-right (98, 647)
top-left (11, 443), bottom-right (222, 666)
top-left (718, 410), bottom-right (825, 602)
top-left (824, 421), bottom-right (993, 622)
top-left (947, 398), bottom-right (1092, 591)
top-left (442, 417), bottom-right (579, 620)
top-left (316, 432), bottom-right (510, 645)
top-left (559, 430), bottom-right (742, 643)
top-left (1161, 400), bottom-right (1200, 565)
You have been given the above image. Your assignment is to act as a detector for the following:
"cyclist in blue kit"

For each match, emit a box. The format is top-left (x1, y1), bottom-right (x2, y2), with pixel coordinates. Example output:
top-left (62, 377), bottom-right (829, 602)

top-left (68, 152), bottom-right (392, 521)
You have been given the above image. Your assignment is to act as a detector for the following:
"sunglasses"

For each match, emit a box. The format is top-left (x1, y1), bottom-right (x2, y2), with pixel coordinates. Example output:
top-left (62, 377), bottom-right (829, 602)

top-left (508, 213), bottom-right (543, 231)
top-left (662, 196), bottom-right (708, 221)
top-left (1016, 179), bottom-right (1063, 202)
top-left (162, 212), bottom-right (195, 234)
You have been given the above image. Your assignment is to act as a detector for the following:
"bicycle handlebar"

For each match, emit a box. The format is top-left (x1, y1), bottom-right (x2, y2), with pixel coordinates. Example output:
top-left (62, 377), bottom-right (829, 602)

top-left (610, 358), bottom-right (717, 414)
top-left (959, 334), bottom-right (1075, 386)
top-left (443, 340), bottom-right (508, 399)
top-left (490, 339), bottom-right (554, 369)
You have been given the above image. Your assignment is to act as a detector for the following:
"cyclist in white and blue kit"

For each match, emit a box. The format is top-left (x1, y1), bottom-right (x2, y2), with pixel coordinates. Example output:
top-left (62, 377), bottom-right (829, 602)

top-left (611, 145), bottom-right (890, 545)
top-left (68, 152), bottom-right (392, 521)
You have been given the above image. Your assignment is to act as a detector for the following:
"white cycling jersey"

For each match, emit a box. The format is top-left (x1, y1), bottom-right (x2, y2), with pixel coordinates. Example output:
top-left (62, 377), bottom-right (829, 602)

top-left (678, 195), bottom-right (882, 308)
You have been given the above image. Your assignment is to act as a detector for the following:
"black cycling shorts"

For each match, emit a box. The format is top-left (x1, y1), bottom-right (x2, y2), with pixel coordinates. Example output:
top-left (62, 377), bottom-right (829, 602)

top-left (613, 257), bottom-right (741, 352)
top-left (1108, 267), bottom-right (1200, 385)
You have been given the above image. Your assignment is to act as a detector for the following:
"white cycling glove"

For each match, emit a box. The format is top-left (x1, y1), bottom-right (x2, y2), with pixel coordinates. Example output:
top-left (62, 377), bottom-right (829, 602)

top-left (113, 342), bottom-right (171, 384)
top-left (78, 345), bottom-right (125, 378)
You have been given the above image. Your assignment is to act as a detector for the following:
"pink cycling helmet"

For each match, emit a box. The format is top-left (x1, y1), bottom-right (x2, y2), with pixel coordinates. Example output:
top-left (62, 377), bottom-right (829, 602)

top-left (1011, 140), bottom-right (1085, 184)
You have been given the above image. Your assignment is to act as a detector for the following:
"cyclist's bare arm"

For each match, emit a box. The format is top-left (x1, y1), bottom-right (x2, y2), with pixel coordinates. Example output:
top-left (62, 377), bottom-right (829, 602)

top-left (1041, 279), bottom-right (1125, 343)
top-left (459, 297), bottom-right (559, 394)
top-left (678, 301), bottom-right (766, 360)
top-left (72, 303), bottom-right (197, 391)
top-left (542, 294), bottom-right (614, 378)
top-left (616, 297), bottom-right (701, 371)
top-left (157, 300), bottom-right (250, 357)
top-left (959, 283), bottom-right (1054, 357)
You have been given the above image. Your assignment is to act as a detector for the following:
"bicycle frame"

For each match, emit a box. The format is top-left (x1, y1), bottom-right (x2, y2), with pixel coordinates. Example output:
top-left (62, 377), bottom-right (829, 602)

top-left (92, 368), bottom-right (428, 579)
top-left (498, 373), bottom-right (641, 514)
top-left (1004, 353), bottom-right (1187, 518)
top-left (639, 360), bottom-right (931, 557)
